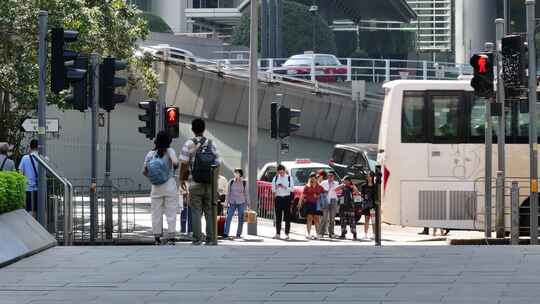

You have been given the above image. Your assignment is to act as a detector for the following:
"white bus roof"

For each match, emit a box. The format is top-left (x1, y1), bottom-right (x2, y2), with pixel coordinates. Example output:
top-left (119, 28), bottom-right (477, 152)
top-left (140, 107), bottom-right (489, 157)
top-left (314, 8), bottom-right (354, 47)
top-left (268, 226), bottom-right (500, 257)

top-left (382, 80), bottom-right (472, 91)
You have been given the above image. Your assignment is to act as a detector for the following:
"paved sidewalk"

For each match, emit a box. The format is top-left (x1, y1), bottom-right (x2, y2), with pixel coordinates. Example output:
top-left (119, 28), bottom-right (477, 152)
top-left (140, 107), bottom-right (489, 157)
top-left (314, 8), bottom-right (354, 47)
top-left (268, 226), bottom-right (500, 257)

top-left (2, 245), bottom-right (540, 304)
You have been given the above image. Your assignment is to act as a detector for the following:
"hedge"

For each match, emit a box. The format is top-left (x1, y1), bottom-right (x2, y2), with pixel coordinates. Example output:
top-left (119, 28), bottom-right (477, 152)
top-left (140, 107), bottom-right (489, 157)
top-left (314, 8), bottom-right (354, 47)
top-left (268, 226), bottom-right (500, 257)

top-left (0, 171), bottom-right (26, 214)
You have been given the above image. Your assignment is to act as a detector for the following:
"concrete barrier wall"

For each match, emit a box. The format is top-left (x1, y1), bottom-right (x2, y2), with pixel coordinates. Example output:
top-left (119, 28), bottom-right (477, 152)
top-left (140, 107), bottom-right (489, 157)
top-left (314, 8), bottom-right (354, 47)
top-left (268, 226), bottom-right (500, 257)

top-left (0, 210), bottom-right (56, 267)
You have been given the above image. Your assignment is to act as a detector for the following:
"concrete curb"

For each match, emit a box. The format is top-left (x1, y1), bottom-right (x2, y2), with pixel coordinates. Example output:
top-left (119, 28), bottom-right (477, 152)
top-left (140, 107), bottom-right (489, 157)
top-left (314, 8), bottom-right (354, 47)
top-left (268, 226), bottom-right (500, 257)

top-left (0, 209), bottom-right (57, 268)
top-left (448, 238), bottom-right (532, 245)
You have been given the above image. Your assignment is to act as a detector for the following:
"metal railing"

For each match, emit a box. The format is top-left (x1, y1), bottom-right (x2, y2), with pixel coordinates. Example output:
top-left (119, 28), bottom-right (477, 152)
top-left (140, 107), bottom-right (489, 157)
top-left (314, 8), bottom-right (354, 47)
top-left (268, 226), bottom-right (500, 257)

top-left (33, 154), bottom-right (73, 245)
top-left (257, 182), bottom-right (275, 220)
top-left (474, 176), bottom-right (539, 243)
top-left (71, 184), bottom-right (145, 243)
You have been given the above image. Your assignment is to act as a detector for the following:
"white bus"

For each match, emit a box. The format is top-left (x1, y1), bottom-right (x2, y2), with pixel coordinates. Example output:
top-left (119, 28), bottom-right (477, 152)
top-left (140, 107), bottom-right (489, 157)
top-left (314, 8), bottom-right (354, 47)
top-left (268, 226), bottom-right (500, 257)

top-left (378, 80), bottom-right (537, 231)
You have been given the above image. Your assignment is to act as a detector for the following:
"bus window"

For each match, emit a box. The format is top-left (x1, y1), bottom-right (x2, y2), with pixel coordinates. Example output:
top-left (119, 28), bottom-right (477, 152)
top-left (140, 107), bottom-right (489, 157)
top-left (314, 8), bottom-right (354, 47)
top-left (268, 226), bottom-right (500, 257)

top-left (469, 98), bottom-right (486, 138)
top-left (432, 96), bottom-right (461, 141)
top-left (402, 94), bottom-right (425, 142)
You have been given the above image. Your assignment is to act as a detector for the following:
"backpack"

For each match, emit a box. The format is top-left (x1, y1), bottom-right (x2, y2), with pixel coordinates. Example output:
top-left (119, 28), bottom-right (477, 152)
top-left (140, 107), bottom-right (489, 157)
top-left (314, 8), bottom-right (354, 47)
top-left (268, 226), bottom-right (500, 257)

top-left (191, 137), bottom-right (217, 184)
top-left (146, 152), bottom-right (171, 185)
top-left (229, 179), bottom-right (247, 190)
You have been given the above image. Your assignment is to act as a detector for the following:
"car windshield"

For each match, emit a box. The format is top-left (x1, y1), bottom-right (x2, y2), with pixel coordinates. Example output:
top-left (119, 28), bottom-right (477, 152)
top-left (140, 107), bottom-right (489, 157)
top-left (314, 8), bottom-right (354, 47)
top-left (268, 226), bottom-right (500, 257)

top-left (291, 167), bottom-right (338, 185)
top-left (366, 151), bottom-right (378, 171)
top-left (283, 56), bottom-right (312, 66)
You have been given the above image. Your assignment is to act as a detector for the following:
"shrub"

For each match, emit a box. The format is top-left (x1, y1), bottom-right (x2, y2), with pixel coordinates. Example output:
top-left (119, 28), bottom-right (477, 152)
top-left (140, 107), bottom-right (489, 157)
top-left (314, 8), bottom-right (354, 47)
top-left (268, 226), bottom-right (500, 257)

top-left (0, 172), bottom-right (26, 214)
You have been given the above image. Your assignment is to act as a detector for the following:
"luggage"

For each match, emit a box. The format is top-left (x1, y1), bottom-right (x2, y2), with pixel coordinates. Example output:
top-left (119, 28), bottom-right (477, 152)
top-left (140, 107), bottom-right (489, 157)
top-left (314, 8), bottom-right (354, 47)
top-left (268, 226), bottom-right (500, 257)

top-left (243, 208), bottom-right (257, 224)
top-left (217, 215), bottom-right (226, 236)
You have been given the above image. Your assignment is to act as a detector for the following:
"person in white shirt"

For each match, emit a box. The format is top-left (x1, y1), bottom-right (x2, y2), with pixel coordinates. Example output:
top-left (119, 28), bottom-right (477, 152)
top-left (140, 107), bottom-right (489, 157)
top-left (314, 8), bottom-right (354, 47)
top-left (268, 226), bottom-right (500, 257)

top-left (142, 131), bottom-right (180, 245)
top-left (319, 171), bottom-right (340, 238)
top-left (271, 164), bottom-right (294, 240)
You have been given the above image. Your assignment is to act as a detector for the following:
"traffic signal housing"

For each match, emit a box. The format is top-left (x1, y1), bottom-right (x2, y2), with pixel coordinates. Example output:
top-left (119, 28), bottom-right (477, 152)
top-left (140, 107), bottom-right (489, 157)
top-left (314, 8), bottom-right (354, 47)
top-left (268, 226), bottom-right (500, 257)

top-left (278, 106), bottom-right (301, 138)
top-left (50, 28), bottom-right (87, 109)
top-left (502, 34), bottom-right (527, 88)
top-left (470, 52), bottom-right (494, 98)
top-left (100, 57), bottom-right (128, 112)
top-left (138, 100), bottom-right (156, 140)
top-left (165, 106), bottom-right (180, 139)
top-left (270, 102), bottom-right (278, 139)
top-left (65, 55), bottom-right (88, 112)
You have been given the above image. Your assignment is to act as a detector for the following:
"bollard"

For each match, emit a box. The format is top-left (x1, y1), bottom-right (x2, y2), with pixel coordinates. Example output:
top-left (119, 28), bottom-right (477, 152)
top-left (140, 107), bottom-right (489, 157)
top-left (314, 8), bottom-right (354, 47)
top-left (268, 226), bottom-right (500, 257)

top-left (375, 166), bottom-right (382, 246)
top-left (511, 182), bottom-right (519, 245)
top-left (496, 171), bottom-right (505, 238)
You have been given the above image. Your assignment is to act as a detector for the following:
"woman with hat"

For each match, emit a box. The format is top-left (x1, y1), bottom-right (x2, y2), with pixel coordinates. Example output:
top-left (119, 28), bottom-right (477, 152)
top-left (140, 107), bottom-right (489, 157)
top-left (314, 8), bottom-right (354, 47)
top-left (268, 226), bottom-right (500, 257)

top-left (299, 171), bottom-right (325, 240)
top-left (142, 131), bottom-right (180, 245)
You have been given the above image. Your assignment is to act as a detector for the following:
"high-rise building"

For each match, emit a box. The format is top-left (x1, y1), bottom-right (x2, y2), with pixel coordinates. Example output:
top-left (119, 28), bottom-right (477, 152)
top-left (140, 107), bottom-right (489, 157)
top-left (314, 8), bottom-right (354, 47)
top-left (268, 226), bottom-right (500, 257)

top-left (406, 0), bottom-right (452, 53)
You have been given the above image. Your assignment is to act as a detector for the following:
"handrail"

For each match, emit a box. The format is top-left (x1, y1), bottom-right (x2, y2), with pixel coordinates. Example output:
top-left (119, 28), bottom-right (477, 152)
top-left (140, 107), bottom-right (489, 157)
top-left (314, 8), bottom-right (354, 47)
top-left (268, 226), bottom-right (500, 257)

top-left (32, 154), bottom-right (73, 245)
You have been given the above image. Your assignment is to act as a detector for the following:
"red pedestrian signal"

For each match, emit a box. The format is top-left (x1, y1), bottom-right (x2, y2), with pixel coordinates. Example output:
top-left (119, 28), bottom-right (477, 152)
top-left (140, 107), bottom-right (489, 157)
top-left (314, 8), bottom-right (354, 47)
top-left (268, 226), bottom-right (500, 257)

top-left (470, 52), bottom-right (494, 98)
top-left (164, 106), bottom-right (180, 138)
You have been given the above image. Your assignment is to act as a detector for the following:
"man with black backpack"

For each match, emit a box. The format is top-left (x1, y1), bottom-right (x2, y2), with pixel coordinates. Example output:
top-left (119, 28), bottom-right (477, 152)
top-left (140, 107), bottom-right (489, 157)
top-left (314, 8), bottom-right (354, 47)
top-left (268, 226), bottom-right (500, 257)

top-left (18, 139), bottom-right (39, 218)
top-left (271, 164), bottom-right (294, 240)
top-left (180, 119), bottom-right (221, 245)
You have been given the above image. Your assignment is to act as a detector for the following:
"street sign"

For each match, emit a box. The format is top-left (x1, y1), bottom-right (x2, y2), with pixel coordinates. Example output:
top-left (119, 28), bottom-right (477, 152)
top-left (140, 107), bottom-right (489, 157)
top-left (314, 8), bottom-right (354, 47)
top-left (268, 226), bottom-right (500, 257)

top-left (280, 142), bottom-right (289, 154)
top-left (21, 118), bottom-right (59, 133)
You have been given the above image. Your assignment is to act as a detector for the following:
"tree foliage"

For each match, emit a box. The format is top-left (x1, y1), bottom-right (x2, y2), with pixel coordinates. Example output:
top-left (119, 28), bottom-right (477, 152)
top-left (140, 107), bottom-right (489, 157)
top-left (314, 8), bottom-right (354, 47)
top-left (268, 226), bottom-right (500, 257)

top-left (0, 0), bottom-right (156, 157)
top-left (142, 12), bottom-right (173, 33)
top-left (231, 0), bottom-right (337, 57)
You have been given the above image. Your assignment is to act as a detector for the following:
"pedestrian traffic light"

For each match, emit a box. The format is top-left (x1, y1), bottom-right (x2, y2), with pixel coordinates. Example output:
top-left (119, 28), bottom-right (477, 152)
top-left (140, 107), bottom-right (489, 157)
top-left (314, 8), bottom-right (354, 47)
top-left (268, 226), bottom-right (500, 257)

top-left (278, 106), bottom-right (301, 138)
top-left (100, 57), bottom-right (128, 112)
top-left (138, 100), bottom-right (156, 140)
top-left (165, 106), bottom-right (180, 139)
top-left (65, 55), bottom-right (88, 112)
top-left (470, 52), bottom-right (494, 98)
top-left (270, 102), bottom-right (278, 139)
top-left (50, 28), bottom-right (87, 108)
top-left (502, 34), bottom-right (527, 88)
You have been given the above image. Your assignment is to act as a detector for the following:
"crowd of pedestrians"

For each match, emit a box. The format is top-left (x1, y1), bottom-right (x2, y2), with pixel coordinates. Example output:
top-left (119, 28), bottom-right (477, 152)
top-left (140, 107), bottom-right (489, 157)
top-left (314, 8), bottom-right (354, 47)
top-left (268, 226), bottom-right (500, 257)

top-left (271, 165), bottom-right (377, 241)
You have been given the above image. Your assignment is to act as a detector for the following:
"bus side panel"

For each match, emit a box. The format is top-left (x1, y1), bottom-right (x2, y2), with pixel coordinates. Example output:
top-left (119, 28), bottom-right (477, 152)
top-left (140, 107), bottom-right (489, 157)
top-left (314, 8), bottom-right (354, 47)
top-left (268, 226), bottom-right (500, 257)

top-left (400, 180), bottom-right (477, 230)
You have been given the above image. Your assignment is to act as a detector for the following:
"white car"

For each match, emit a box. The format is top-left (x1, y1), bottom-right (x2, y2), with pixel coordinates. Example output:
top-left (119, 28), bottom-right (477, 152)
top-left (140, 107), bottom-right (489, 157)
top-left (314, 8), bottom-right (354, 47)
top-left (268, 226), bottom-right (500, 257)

top-left (136, 45), bottom-right (195, 63)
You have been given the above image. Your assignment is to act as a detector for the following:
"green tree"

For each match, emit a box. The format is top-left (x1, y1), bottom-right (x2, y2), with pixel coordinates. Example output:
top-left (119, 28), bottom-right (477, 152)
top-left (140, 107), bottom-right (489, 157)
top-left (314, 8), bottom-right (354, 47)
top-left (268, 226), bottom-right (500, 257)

top-left (0, 0), bottom-right (157, 157)
top-left (142, 12), bottom-right (173, 33)
top-left (231, 0), bottom-right (337, 57)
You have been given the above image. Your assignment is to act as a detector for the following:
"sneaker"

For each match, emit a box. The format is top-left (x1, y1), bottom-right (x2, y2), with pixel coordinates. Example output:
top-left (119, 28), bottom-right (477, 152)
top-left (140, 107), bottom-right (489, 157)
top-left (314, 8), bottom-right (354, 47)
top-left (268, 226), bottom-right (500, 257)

top-left (192, 240), bottom-right (202, 246)
top-left (228, 236), bottom-right (235, 241)
top-left (205, 241), bottom-right (218, 246)
top-left (167, 239), bottom-right (176, 246)
top-left (154, 237), bottom-right (161, 245)
top-left (306, 235), bottom-right (311, 240)
top-left (329, 234), bottom-right (335, 239)
top-left (273, 234), bottom-right (281, 240)
top-left (236, 235), bottom-right (243, 239)
top-left (317, 234), bottom-right (323, 239)
top-left (285, 234), bottom-right (290, 240)
top-left (312, 235), bottom-right (318, 240)
top-left (339, 234), bottom-right (346, 240)
top-left (353, 233), bottom-right (358, 240)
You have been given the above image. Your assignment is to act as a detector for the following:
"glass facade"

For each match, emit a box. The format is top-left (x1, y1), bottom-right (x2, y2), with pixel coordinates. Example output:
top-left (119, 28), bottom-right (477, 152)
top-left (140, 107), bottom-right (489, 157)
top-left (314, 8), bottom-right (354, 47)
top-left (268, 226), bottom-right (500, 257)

top-left (406, 0), bottom-right (452, 52)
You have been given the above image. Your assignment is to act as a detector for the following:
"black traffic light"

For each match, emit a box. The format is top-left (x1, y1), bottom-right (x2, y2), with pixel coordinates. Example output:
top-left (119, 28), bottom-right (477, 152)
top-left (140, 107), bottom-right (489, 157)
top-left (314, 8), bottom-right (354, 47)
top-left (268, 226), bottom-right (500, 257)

top-left (502, 34), bottom-right (527, 88)
top-left (270, 102), bottom-right (278, 139)
top-left (470, 52), bottom-right (494, 98)
top-left (165, 106), bottom-right (180, 139)
top-left (50, 28), bottom-right (87, 109)
top-left (100, 57), bottom-right (128, 112)
top-left (65, 55), bottom-right (88, 112)
top-left (138, 100), bottom-right (156, 139)
top-left (278, 106), bottom-right (301, 138)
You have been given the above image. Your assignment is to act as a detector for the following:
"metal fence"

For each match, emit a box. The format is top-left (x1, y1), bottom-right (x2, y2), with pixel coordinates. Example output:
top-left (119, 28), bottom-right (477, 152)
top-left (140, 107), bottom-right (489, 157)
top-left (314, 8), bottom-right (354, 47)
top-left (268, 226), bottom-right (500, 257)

top-left (33, 155), bottom-right (74, 245)
top-left (257, 182), bottom-right (275, 220)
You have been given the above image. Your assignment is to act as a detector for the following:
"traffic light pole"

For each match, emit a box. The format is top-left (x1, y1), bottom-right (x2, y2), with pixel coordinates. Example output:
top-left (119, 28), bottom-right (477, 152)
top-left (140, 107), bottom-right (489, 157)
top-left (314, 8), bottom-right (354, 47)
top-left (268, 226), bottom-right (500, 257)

top-left (526, 0), bottom-right (538, 244)
top-left (495, 19), bottom-right (506, 238)
top-left (90, 54), bottom-right (100, 244)
top-left (158, 82), bottom-right (166, 131)
top-left (104, 111), bottom-right (113, 240)
top-left (247, 0), bottom-right (259, 236)
top-left (37, 11), bottom-right (48, 227)
top-left (275, 94), bottom-right (283, 165)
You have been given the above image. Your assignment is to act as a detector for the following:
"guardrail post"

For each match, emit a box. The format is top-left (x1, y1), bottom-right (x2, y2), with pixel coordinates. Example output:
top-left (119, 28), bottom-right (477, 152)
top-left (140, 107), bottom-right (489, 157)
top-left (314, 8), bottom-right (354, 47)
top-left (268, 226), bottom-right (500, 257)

top-left (423, 61), bottom-right (428, 80)
top-left (347, 58), bottom-right (352, 81)
top-left (511, 181), bottom-right (520, 245)
top-left (311, 57), bottom-right (316, 82)
top-left (269, 58), bottom-right (274, 72)
top-left (385, 60), bottom-right (390, 82)
top-left (496, 171), bottom-right (505, 238)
